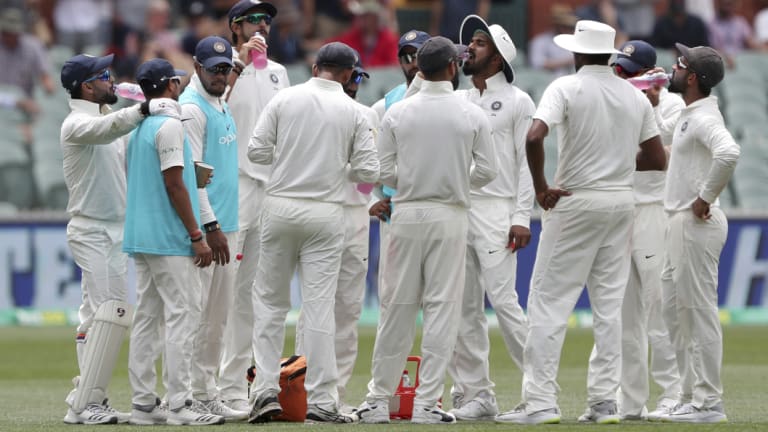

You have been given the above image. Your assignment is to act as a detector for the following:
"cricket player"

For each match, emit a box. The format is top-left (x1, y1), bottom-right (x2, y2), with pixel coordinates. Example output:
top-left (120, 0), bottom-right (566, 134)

top-left (124, 58), bottom-right (222, 426)
top-left (448, 15), bottom-right (534, 420)
top-left (179, 36), bottom-right (245, 421)
top-left (247, 41), bottom-right (378, 424)
top-left (609, 39), bottom-right (685, 421)
top-left (59, 52), bottom-right (150, 424)
top-left (357, 36), bottom-right (498, 425)
top-left (660, 43), bottom-right (739, 423)
top-left (495, 21), bottom-right (666, 425)
top-left (217, 0), bottom-right (290, 413)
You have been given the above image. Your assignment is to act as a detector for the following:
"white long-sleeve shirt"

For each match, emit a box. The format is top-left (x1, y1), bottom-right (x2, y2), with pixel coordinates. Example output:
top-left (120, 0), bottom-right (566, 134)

top-left (180, 74), bottom-right (222, 225)
top-left (60, 100), bottom-right (144, 221)
top-left (378, 80), bottom-right (497, 208)
top-left (664, 95), bottom-right (740, 212)
top-left (248, 77), bottom-right (379, 203)
top-left (227, 54), bottom-right (290, 182)
top-left (462, 72), bottom-right (535, 227)
top-left (344, 100), bottom-right (380, 206)
top-left (634, 88), bottom-right (685, 204)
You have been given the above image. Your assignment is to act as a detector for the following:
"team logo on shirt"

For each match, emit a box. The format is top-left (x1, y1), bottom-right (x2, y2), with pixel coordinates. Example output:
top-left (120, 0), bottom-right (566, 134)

top-left (491, 101), bottom-right (502, 111)
top-left (270, 73), bottom-right (279, 83)
top-left (681, 121), bottom-right (688, 132)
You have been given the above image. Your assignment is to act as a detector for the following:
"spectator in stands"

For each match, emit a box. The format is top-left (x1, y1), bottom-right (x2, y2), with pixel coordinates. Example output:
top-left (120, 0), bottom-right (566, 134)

top-left (652, 0), bottom-right (710, 50)
top-left (140, 0), bottom-right (193, 73)
top-left (709, 0), bottom-right (760, 68)
top-left (754, 0), bottom-right (768, 47)
top-left (575, 0), bottom-right (628, 46)
top-left (0, 8), bottom-right (54, 146)
top-left (267, 1), bottom-right (307, 64)
top-left (302, 0), bottom-right (355, 45)
top-left (614, 0), bottom-right (659, 41)
top-left (332, 0), bottom-right (399, 67)
top-left (181, 1), bottom-right (219, 57)
top-left (528, 4), bottom-right (577, 76)
top-left (54, 0), bottom-right (107, 53)
top-left (687, 0), bottom-right (715, 23)
top-left (429, 0), bottom-right (490, 43)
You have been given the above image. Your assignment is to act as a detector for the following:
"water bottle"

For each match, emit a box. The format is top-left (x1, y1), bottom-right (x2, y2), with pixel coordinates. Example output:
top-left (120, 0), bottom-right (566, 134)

top-left (114, 82), bottom-right (146, 101)
top-left (627, 72), bottom-right (671, 90)
top-left (356, 183), bottom-right (374, 194)
top-left (250, 34), bottom-right (268, 70)
top-left (401, 370), bottom-right (411, 387)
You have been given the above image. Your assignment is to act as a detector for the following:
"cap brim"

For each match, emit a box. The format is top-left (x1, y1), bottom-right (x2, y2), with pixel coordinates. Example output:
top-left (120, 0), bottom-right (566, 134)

top-left (612, 57), bottom-right (642, 74)
top-left (238, 2), bottom-right (277, 20)
top-left (174, 69), bottom-right (188, 77)
top-left (354, 67), bottom-right (369, 78)
top-left (554, 34), bottom-right (622, 54)
top-left (91, 54), bottom-right (115, 74)
top-left (459, 15), bottom-right (490, 46)
top-left (200, 56), bottom-right (234, 69)
top-left (675, 42), bottom-right (692, 60)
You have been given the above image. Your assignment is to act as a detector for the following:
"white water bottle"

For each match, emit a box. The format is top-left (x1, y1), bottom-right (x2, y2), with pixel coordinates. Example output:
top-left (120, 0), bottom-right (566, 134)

top-left (627, 72), bottom-right (671, 90)
top-left (250, 34), bottom-right (268, 70)
top-left (114, 82), bottom-right (146, 101)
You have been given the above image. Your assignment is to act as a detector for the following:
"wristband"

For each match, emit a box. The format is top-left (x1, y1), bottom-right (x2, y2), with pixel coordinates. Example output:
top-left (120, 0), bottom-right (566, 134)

top-left (189, 228), bottom-right (202, 239)
top-left (204, 221), bottom-right (221, 233)
top-left (191, 235), bottom-right (203, 243)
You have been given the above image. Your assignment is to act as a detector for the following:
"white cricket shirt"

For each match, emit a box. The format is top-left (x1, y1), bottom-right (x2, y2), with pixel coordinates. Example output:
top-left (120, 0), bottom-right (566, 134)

top-left (248, 77), bottom-right (379, 203)
top-left (664, 96), bottom-right (740, 212)
top-left (378, 80), bottom-right (498, 208)
top-left (535, 65), bottom-right (659, 191)
top-left (60, 100), bottom-right (144, 221)
top-left (344, 100), bottom-right (380, 206)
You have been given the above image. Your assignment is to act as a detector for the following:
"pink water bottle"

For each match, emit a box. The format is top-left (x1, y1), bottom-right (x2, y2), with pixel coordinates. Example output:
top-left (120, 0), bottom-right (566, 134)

top-left (627, 72), bottom-right (671, 90)
top-left (114, 82), bottom-right (146, 101)
top-left (250, 34), bottom-right (268, 70)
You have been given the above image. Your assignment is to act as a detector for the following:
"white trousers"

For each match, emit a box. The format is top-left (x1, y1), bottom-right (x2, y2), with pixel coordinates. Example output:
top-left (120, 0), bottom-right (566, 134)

top-left (366, 203), bottom-right (467, 408)
top-left (129, 254), bottom-right (200, 411)
top-left (191, 230), bottom-right (239, 400)
top-left (218, 177), bottom-right (265, 402)
top-left (449, 198), bottom-right (527, 401)
top-left (252, 196), bottom-right (345, 409)
top-left (296, 205), bottom-right (369, 402)
top-left (67, 216), bottom-right (127, 374)
top-left (616, 203), bottom-right (681, 416)
top-left (524, 191), bottom-right (633, 412)
top-left (661, 209), bottom-right (727, 409)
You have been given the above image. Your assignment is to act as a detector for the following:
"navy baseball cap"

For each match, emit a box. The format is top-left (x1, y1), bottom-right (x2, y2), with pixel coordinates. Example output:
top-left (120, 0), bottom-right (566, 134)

top-left (350, 48), bottom-right (370, 79)
top-left (316, 42), bottom-right (358, 68)
top-left (136, 58), bottom-right (187, 90)
top-left (228, 0), bottom-right (277, 23)
top-left (398, 30), bottom-right (430, 55)
top-left (195, 36), bottom-right (233, 69)
top-left (613, 40), bottom-right (656, 75)
top-left (60, 53), bottom-right (115, 92)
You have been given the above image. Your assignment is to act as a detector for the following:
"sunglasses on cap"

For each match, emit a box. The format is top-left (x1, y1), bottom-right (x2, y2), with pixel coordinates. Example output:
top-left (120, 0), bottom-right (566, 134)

top-left (351, 72), bottom-right (364, 84)
top-left (399, 53), bottom-right (417, 64)
top-left (201, 63), bottom-right (233, 75)
top-left (234, 13), bottom-right (273, 26)
top-left (83, 69), bottom-right (111, 83)
top-left (160, 75), bottom-right (182, 84)
top-left (677, 56), bottom-right (691, 71)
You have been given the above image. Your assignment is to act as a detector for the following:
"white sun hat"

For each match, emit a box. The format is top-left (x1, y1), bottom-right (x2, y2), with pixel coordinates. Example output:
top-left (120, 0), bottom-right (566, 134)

top-left (459, 14), bottom-right (517, 83)
top-left (553, 20), bottom-right (621, 54)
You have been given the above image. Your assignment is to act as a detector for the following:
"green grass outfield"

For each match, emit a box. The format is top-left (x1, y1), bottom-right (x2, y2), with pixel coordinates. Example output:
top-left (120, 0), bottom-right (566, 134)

top-left (1, 325), bottom-right (766, 431)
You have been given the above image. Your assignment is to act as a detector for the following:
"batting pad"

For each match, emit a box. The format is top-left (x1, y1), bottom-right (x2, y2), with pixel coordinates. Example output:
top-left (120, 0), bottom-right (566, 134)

top-left (71, 300), bottom-right (133, 412)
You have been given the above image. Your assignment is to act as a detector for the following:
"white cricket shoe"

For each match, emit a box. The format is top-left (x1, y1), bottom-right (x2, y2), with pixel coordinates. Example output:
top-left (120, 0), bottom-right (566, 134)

top-left (620, 406), bottom-right (648, 421)
top-left (450, 392), bottom-right (498, 421)
top-left (647, 398), bottom-right (679, 422)
top-left (101, 398), bottom-right (130, 423)
top-left (201, 399), bottom-right (248, 421)
top-left (451, 392), bottom-right (465, 410)
top-left (130, 399), bottom-right (169, 425)
top-left (63, 403), bottom-right (118, 425)
top-left (412, 404), bottom-right (457, 424)
top-left (578, 400), bottom-right (620, 424)
top-left (357, 400), bottom-right (390, 424)
top-left (167, 400), bottom-right (225, 425)
top-left (495, 403), bottom-right (561, 425)
top-left (305, 404), bottom-right (358, 424)
top-left (664, 402), bottom-right (728, 423)
top-left (224, 399), bottom-right (250, 413)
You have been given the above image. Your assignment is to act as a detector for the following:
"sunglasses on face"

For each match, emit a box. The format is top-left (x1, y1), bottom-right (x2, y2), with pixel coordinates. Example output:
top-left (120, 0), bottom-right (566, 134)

top-left (399, 53), bottom-right (417, 64)
top-left (203, 64), bottom-right (233, 75)
top-left (84, 69), bottom-right (111, 83)
top-left (677, 56), bottom-right (690, 70)
top-left (234, 13), bottom-right (273, 25)
top-left (351, 72), bottom-right (364, 84)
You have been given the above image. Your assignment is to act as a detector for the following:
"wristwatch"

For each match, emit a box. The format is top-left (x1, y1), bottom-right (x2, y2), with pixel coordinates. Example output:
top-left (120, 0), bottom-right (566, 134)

top-left (204, 221), bottom-right (221, 233)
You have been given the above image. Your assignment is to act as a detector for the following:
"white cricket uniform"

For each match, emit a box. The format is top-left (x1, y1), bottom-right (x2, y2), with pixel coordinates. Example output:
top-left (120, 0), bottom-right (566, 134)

top-left (60, 99), bottom-right (143, 387)
top-left (218, 58), bottom-right (289, 403)
top-left (365, 80), bottom-right (497, 409)
top-left (523, 65), bottom-right (659, 413)
top-left (617, 88), bottom-right (685, 416)
top-left (128, 100), bottom-right (202, 411)
top-left (180, 75), bottom-right (240, 401)
top-left (248, 77), bottom-right (379, 409)
top-left (661, 95), bottom-right (739, 410)
top-left (443, 72), bottom-right (534, 402)
top-left (295, 101), bottom-right (380, 404)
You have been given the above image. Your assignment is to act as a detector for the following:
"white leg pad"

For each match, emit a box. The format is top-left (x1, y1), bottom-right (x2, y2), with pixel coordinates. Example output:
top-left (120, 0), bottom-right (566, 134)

top-left (70, 300), bottom-right (133, 413)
